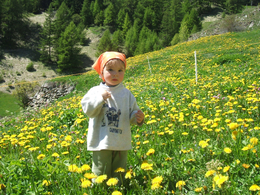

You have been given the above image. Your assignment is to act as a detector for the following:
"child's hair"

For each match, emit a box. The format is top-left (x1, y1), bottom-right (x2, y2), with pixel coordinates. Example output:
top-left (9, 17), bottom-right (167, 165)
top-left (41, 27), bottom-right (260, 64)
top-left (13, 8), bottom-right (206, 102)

top-left (104, 59), bottom-right (125, 70)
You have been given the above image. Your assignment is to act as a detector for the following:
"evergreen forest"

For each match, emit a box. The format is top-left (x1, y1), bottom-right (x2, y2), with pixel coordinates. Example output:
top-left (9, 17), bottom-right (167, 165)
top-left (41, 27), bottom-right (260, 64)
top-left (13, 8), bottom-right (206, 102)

top-left (0, 0), bottom-right (257, 72)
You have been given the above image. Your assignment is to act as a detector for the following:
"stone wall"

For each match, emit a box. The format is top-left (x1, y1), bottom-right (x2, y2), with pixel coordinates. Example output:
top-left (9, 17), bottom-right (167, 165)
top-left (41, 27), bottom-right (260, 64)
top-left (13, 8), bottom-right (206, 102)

top-left (28, 82), bottom-right (75, 108)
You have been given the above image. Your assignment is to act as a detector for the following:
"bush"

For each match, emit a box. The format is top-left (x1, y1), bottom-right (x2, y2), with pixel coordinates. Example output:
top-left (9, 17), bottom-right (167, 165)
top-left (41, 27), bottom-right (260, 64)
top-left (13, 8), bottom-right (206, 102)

top-left (26, 62), bottom-right (35, 72)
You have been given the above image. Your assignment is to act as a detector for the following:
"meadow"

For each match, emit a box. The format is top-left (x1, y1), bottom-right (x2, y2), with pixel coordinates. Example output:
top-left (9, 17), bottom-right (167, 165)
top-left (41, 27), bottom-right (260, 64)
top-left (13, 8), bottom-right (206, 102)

top-left (1, 29), bottom-right (260, 194)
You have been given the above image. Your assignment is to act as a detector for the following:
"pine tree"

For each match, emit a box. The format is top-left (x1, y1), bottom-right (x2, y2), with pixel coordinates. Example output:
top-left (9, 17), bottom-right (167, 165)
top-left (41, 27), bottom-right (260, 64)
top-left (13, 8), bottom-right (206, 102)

top-left (117, 9), bottom-right (126, 30)
top-left (81, 0), bottom-right (92, 26)
top-left (39, 3), bottom-right (55, 63)
top-left (188, 8), bottom-right (202, 33)
top-left (96, 29), bottom-right (113, 56)
top-left (225, 0), bottom-right (244, 14)
top-left (179, 20), bottom-right (189, 42)
top-left (94, 10), bottom-right (104, 26)
top-left (104, 2), bottom-right (116, 27)
top-left (111, 30), bottom-right (124, 52)
top-left (125, 24), bottom-right (138, 56)
top-left (57, 21), bottom-right (82, 71)
top-left (122, 13), bottom-right (131, 38)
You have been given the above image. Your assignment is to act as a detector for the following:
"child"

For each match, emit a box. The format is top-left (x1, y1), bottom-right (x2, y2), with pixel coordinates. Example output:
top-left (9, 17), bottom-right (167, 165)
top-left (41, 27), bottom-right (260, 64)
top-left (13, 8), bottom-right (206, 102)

top-left (81, 51), bottom-right (144, 181)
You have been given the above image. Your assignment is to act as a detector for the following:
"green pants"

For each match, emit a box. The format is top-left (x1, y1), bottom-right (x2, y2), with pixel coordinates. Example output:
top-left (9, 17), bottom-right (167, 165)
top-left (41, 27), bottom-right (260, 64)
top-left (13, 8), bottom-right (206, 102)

top-left (92, 150), bottom-right (128, 180)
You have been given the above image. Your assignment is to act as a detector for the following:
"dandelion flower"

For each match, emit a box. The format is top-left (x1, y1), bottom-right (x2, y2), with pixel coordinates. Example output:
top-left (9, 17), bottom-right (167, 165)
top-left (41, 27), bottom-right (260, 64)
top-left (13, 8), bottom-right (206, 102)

top-left (52, 153), bottom-right (59, 158)
top-left (141, 161), bottom-right (153, 171)
top-left (214, 174), bottom-right (228, 188)
top-left (106, 178), bottom-right (118, 186)
top-left (112, 191), bottom-right (122, 195)
top-left (81, 164), bottom-right (91, 171)
top-left (199, 140), bottom-right (209, 148)
top-left (84, 173), bottom-right (97, 179)
top-left (228, 123), bottom-right (239, 130)
top-left (182, 132), bottom-right (188, 135)
top-left (249, 184), bottom-right (260, 191)
top-left (194, 187), bottom-right (202, 192)
top-left (224, 147), bottom-right (232, 154)
top-left (152, 176), bottom-right (163, 185)
top-left (68, 164), bottom-right (78, 172)
top-left (115, 167), bottom-right (125, 173)
top-left (95, 175), bottom-right (107, 184)
top-left (37, 154), bottom-right (46, 160)
top-left (0, 184), bottom-right (6, 190)
top-left (176, 180), bottom-right (186, 190)
top-left (146, 148), bottom-right (155, 156)
top-left (242, 164), bottom-right (250, 169)
top-left (250, 137), bottom-right (258, 145)
top-left (223, 166), bottom-right (230, 173)
top-left (42, 180), bottom-right (51, 186)
top-left (151, 183), bottom-right (162, 190)
top-left (81, 179), bottom-right (91, 188)
top-left (205, 170), bottom-right (216, 177)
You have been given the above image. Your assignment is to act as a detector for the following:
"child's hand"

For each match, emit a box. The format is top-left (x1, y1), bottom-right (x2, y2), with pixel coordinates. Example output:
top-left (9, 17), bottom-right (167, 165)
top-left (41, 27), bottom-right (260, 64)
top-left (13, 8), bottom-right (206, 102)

top-left (102, 90), bottom-right (111, 100)
top-left (135, 110), bottom-right (144, 124)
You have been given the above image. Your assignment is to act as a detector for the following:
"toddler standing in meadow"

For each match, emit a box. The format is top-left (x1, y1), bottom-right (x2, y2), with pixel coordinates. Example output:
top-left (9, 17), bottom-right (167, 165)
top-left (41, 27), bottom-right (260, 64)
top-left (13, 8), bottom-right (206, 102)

top-left (81, 51), bottom-right (144, 182)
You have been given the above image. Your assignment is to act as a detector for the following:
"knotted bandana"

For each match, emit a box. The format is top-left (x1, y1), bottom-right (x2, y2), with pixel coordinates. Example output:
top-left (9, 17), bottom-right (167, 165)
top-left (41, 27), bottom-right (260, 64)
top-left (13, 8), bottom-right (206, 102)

top-left (92, 51), bottom-right (127, 81)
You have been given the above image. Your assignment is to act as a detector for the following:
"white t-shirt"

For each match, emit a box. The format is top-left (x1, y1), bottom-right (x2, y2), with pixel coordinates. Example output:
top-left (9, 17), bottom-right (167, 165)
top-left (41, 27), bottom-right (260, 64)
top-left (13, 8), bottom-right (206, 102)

top-left (81, 82), bottom-right (141, 151)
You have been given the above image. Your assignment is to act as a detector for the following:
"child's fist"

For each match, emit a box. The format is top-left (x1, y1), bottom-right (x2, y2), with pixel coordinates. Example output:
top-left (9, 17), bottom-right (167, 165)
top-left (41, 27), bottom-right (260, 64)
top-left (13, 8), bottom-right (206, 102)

top-left (102, 90), bottom-right (111, 100)
top-left (135, 110), bottom-right (144, 124)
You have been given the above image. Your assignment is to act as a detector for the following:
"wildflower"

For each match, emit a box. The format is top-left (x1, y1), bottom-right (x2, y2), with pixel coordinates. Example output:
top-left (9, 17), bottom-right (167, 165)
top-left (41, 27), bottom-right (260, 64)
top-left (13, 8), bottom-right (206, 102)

top-left (242, 164), bottom-right (250, 169)
top-left (112, 191), bottom-right (122, 195)
top-left (84, 173), bottom-right (97, 180)
top-left (224, 147), bottom-right (232, 154)
top-left (242, 144), bottom-right (254, 151)
top-left (0, 184), bottom-right (6, 190)
top-left (37, 154), bottom-right (46, 160)
top-left (176, 180), bottom-right (186, 190)
top-left (255, 164), bottom-right (259, 168)
top-left (152, 176), bottom-right (163, 185)
top-left (95, 175), bottom-right (107, 184)
top-left (106, 178), bottom-right (118, 186)
top-left (231, 131), bottom-right (238, 140)
top-left (182, 132), bottom-right (188, 135)
top-left (115, 167), bottom-right (125, 173)
top-left (81, 179), bottom-right (91, 188)
top-left (68, 164), bottom-right (78, 172)
top-left (151, 183), bottom-right (162, 190)
top-left (228, 123), bottom-right (239, 130)
top-left (205, 170), bottom-right (216, 177)
top-left (146, 148), bottom-right (155, 156)
top-left (194, 187), bottom-right (203, 192)
top-left (143, 140), bottom-right (149, 144)
top-left (249, 184), bottom-right (260, 191)
top-left (141, 161), bottom-right (153, 171)
top-left (199, 140), bottom-right (209, 148)
top-left (213, 174), bottom-right (228, 188)
top-left (62, 151), bottom-right (69, 155)
top-left (52, 153), bottom-right (59, 158)
top-left (250, 137), bottom-right (258, 145)
top-left (42, 180), bottom-right (51, 186)
top-left (81, 164), bottom-right (91, 171)
top-left (223, 166), bottom-right (230, 173)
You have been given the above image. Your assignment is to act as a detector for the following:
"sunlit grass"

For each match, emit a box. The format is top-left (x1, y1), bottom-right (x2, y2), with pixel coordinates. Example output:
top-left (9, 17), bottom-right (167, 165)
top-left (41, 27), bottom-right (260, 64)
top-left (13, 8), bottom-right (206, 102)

top-left (1, 29), bottom-right (260, 194)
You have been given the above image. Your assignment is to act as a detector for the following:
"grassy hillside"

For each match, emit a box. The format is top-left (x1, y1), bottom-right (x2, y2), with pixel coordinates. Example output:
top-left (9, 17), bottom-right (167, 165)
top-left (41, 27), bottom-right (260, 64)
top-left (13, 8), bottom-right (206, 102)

top-left (0, 28), bottom-right (260, 194)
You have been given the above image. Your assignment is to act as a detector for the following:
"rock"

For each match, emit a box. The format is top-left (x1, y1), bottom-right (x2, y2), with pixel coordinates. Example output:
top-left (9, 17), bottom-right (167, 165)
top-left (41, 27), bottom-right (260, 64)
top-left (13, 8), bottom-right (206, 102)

top-left (28, 82), bottom-right (75, 108)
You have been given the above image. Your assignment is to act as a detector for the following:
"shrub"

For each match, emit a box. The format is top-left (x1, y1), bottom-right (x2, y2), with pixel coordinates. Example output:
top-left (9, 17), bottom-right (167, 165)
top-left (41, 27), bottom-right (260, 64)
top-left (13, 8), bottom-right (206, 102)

top-left (26, 62), bottom-right (35, 72)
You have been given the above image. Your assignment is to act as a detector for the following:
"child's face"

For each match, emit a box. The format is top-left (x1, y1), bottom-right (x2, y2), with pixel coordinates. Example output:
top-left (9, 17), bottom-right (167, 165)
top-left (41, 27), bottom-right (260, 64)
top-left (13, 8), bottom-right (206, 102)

top-left (102, 60), bottom-right (125, 86)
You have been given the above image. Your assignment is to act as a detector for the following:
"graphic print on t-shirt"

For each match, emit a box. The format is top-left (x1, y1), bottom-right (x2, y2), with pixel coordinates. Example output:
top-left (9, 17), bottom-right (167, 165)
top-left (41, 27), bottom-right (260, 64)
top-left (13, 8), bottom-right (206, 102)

top-left (101, 104), bottom-right (121, 127)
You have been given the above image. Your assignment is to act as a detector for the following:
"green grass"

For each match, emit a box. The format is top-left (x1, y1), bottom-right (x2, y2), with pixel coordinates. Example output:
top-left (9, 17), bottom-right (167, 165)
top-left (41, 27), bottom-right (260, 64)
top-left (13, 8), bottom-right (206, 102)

top-left (0, 28), bottom-right (260, 194)
top-left (0, 91), bottom-right (21, 118)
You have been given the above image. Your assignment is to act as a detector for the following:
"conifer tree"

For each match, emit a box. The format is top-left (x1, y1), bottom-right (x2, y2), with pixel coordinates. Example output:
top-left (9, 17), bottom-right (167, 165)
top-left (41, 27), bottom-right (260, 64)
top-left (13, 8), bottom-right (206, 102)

top-left (96, 29), bottom-right (113, 56)
top-left (57, 21), bottom-right (82, 71)
top-left (117, 9), bottom-right (126, 30)
top-left (111, 30), bottom-right (124, 52)
top-left (122, 13), bottom-right (131, 38)
top-left (125, 25), bottom-right (138, 56)
top-left (104, 2), bottom-right (116, 27)
top-left (81, 0), bottom-right (92, 26)
top-left (39, 3), bottom-right (55, 63)
top-left (94, 10), bottom-right (104, 26)
top-left (179, 20), bottom-right (189, 42)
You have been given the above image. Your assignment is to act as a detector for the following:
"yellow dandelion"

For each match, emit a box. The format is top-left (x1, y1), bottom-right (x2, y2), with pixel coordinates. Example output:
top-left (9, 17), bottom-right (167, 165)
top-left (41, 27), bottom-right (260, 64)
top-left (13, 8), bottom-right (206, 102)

top-left (152, 176), bottom-right (163, 185)
top-left (194, 187), bottom-right (203, 192)
top-left (146, 148), bottom-right (155, 156)
top-left (95, 175), bottom-right (107, 184)
top-left (106, 178), bottom-right (118, 186)
top-left (52, 153), bottom-right (59, 158)
top-left (199, 140), bottom-right (209, 148)
top-left (81, 164), bottom-right (91, 171)
top-left (223, 166), bottom-right (230, 173)
top-left (151, 183), bottom-right (162, 190)
top-left (0, 184), bottom-right (6, 190)
top-left (228, 123), bottom-right (239, 130)
top-left (42, 180), bottom-right (51, 186)
top-left (182, 132), bottom-right (189, 135)
top-left (176, 180), bottom-right (186, 190)
top-left (112, 191), bottom-right (122, 195)
top-left (214, 174), bottom-right (228, 188)
top-left (81, 179), bottom-right (91, 188)
top-left (242, 164), bottom-right (250, 169)
top-left (249, 184), bottom-right (260, 191)
top-left (224, 147), bottom-right (232, 154)
top-left (115, 167), bottom-right (125, 173)
top-left (250, 137), bottom-right (258, 145)
top-left (84, 173), bottom-right (97, 180)
top-left (37, 154), bottom-right (46, 160)
top-left (231, 131), bottom-right (238, 140)
top-left (68, 164), bottom-right (78, 172)
top-left (205, 170), bottom-right (216, 177)
top-left (141, 161), bottom-right (153, 171)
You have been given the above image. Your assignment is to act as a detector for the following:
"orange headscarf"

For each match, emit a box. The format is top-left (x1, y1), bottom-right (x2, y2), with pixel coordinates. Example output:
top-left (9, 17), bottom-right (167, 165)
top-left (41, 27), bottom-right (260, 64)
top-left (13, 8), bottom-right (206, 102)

top-left (92, 51), bottom-right (127, 81)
